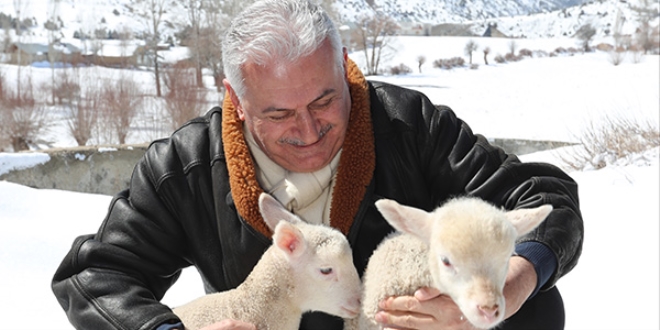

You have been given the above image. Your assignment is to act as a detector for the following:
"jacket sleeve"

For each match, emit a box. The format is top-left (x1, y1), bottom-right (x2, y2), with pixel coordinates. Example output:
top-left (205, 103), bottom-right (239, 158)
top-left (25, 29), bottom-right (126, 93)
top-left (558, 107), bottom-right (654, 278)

top-left (51, 162), bottom-right (190, 329)
top-left (428, 103), bottom-right (583, 291)
top-left (370, 82), bottom-right (583, 291)
top-left (50, 130), bottom-right (215, 330)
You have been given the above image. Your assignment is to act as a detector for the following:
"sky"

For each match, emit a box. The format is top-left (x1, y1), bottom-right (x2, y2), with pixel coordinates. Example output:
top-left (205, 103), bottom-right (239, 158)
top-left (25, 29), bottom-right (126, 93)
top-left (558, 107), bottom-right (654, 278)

top-left (0, 35), bottom-right (659, 330)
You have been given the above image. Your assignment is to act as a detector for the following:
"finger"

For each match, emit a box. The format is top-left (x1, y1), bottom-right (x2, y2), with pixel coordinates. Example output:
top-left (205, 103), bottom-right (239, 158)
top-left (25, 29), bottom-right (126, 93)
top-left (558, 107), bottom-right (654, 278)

top-left (376, 309), bottom-right (437, 329)
top-left (379, 295), bottom-right (424, 313)
top-left (414, 287), bottom-right (442, 301)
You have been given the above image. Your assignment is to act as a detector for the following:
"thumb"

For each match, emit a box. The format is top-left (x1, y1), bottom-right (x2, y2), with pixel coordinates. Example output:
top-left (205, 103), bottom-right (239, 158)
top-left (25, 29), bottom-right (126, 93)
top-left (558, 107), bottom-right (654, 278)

top-left (414, 286), bottom-right (442, 301)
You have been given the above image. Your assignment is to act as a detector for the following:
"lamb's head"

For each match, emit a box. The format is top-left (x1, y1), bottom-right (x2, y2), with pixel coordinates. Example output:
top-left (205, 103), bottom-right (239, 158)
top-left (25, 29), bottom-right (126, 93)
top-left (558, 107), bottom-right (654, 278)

top-left (375, 197), bottom-right (552, 329)
top-left (259, 193), bottom-right (362, 319)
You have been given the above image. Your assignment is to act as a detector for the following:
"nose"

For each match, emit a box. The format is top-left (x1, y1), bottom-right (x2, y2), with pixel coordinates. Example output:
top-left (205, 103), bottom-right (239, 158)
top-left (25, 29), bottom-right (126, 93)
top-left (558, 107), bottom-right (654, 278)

top-left (294, 110), bottom-right (322, 145)
top-left (478, 304), bottom-right (500, 321)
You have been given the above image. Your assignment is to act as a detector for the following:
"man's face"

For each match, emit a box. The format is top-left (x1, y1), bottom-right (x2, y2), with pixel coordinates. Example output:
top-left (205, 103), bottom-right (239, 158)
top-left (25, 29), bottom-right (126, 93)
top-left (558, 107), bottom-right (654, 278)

top-left (225, 40), bottom-right (351, 173)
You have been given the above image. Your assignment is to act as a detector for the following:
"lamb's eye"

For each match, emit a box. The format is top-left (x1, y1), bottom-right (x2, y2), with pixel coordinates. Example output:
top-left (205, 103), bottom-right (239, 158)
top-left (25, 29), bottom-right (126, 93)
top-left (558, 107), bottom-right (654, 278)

top-left (320, 267), bottom-right (333, 275)
top-left (441, 257), bottom-right (452, 267)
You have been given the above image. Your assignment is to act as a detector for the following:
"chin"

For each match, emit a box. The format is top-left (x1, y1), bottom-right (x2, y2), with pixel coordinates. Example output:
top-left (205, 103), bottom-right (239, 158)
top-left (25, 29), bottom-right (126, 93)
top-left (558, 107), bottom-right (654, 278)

top-left (285, 157), bottom-right (329, 173)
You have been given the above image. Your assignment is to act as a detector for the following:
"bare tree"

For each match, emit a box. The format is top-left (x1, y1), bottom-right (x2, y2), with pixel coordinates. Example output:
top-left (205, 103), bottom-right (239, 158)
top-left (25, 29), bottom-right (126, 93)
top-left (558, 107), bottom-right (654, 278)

top-left (417, 55), bottom-right (426, 73)
top-left (0, 74), bottom-right (50, 151)
top-left (610, 9), bottom-right (628, 66)
top-left (163, 61), bottom-right (207, 129)
top-left (129, 0), bottom-right (169, 97)
top-left (13, 0), bottom-right (31, 99)
top-left (576, 23), bottom-right (597, 52)
top-left (631, 0), bottom-right (659, 55)
top-left (0, 69), bottom-right (8, 150)
top-left (507, 39), bottom-right (518, 57)
top-left (193, 0), bottom-right (256, 94)
top-left (45, 0), bottom-right (62, 104)
top-left (100, 75), bottom-right (141, 144)
top-left (464, 39), bottom-right (478, 64)
top-left (354, 11), bottom-right (399, 75)
top-left (67, 85), bottom-right (100, 146)
top-left (53, 69), bottom-right (80, 106)
top-left (181, 0), bottom-right (205, 88)
top-left (483, 46), bottom-right (490, 65)
top-left (118, 27), bottom-right (135, 69)
top-left (1, 19), bottom-right (12, 55)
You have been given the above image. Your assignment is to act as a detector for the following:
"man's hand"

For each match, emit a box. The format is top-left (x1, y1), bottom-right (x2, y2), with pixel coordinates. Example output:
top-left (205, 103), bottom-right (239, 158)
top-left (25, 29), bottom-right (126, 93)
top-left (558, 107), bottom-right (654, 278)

top-left (199, 319), bottom-right (257, 330)
top-left (375, 287), bottom-right (473, 330)
top-left (374, 256), bottom-right (537, 330)
top-left (502, 255), bottom-right (537, 319)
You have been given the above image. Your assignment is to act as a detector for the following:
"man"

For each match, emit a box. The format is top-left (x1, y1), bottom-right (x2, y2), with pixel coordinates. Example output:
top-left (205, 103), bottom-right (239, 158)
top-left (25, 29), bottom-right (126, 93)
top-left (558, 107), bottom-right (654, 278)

top-left (52, 0), bottom-right (583, 329)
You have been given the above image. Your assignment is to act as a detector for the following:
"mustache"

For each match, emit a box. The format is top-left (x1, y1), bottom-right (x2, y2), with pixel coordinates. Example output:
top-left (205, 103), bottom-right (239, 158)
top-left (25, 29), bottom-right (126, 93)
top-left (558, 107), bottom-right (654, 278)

top-left (278, 124), bottom-right (333, 146)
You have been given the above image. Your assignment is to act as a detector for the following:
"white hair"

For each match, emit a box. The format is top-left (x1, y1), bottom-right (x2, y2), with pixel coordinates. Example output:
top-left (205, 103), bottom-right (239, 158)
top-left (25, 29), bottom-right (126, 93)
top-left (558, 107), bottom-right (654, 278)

top-left (222, 0), bottom-right (344, 98)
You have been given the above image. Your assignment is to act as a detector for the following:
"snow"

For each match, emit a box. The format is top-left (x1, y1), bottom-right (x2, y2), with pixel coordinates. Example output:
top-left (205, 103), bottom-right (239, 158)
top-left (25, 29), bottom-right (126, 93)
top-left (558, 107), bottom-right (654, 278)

top-left (1, 35), bottom-right (659, 330)
top-left (0, 152), bottom-right (50, 176)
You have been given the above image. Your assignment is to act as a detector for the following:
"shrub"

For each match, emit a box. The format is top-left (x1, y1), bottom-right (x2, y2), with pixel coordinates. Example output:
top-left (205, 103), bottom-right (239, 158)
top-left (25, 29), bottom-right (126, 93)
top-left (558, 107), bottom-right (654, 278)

top-left (389, 63), bottom-right (412, 75)
top-left (560, 113), bottom-right (660, 170)
top-left (432, 57), bottom-right (465, 70)
top-left (519, 48), bottom-right (533, 57)
top-left (504, 53), bottom-right (521, 62)
top-left (0, 74), bottom-right (50, 151)
top-left (533, 50), bottom-right (549, 58)
top-left (99, 75), bottom-right (141, 144)
top-left (494, 54), bottom-right (506, 63)
top-left (67, 85), bottom-right (100, 146)
top-left (609, 46), bottom-right (626, 66)
top-left (53, 70), bottom-right (81, 105)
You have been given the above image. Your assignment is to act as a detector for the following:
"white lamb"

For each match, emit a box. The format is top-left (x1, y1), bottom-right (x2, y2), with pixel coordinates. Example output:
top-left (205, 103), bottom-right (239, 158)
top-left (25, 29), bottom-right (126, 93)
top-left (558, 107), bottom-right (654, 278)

top-left (347, 197), bottom-right (552, 330)
top-left (173, 193), bottom-right (362, 330)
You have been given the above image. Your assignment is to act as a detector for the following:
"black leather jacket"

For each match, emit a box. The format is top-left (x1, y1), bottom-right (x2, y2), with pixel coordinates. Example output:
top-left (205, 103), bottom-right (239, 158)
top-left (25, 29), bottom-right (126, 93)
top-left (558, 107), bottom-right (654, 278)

top-left (52, 81), bottom-right (583, 330)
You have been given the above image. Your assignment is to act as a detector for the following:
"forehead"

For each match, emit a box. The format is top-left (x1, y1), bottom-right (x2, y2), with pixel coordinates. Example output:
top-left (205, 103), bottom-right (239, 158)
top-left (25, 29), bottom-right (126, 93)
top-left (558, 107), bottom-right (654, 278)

top-left (303, 227), bottom-right (349, 255)
top-left (433, 215), bottom-right (517, 260)
top-left (241, 40), bottom-right (340, 91)
top-left (241, 64), bottom-right (343, 114)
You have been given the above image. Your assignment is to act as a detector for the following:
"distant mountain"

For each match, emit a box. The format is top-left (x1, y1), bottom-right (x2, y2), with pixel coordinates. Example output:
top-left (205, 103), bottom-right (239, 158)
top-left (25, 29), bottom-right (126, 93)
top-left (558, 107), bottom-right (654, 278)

top-left (336, 0), bottom-right (589, 23)
top-left (336, 0), bottom-right (657, 39)
top-left (0, 0), bottom-right (655, 43)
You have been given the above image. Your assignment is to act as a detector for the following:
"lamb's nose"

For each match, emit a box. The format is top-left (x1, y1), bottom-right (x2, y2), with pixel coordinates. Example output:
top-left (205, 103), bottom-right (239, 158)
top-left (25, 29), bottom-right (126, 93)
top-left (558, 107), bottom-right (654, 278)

top-left (478, 304), bottom-right (500, 320)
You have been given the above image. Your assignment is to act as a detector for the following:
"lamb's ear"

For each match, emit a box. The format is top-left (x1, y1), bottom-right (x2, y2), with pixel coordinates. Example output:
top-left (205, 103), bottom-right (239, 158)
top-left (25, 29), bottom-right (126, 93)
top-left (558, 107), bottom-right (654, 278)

top-left (259, 192), bottom-right (302, 231)
top-left (272, 221), bottom-right (307, 260)
top-left (375, 199), bottom-right (433, 242)
top-left (506, 204), bottom-right (553, 237)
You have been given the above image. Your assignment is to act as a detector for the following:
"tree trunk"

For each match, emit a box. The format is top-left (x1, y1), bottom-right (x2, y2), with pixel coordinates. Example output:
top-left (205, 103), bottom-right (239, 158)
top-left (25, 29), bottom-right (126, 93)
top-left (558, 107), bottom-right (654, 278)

top-left (154, 48), bottom-right (162, 97)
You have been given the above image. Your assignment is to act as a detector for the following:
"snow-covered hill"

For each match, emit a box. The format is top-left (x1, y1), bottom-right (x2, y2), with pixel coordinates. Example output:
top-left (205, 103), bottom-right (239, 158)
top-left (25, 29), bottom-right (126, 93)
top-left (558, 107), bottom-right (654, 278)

top-left (471, 0), bottom-right (660, 38)
top-left (336, 0), bottom-right (588, 23)
top-left (1, 0), bottom-right (656, 44)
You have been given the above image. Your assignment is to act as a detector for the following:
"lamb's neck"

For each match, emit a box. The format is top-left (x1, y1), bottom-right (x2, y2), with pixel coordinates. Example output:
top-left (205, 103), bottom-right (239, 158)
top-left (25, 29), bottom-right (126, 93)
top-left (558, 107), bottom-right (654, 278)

top-left (236, 248), bottom-right (302, 328)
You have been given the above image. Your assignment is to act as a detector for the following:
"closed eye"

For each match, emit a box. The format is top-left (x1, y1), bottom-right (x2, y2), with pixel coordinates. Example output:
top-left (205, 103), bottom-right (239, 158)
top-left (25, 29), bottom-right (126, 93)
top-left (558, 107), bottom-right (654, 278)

top-left (268, 110), bottom-right (294, 121)
top-left (309, 97), bottom-right (334, 111)
top-left (320, 267), bottom-right (333, 275)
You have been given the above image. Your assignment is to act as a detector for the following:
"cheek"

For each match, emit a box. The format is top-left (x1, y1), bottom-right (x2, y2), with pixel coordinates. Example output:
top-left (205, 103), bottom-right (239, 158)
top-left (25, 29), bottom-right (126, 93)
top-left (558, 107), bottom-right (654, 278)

top-left (253, 121), bottom-right (287, 145)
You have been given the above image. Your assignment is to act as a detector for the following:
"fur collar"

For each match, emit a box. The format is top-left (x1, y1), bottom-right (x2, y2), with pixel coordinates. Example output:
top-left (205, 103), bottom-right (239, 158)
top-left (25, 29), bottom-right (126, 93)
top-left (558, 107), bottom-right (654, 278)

top-left (221, 59), bottom-right (374, 238)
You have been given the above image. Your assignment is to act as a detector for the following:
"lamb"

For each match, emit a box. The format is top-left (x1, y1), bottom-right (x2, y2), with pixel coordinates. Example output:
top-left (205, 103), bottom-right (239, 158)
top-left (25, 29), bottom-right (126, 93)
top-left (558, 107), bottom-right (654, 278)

top-left (173, 193), bottom-right (362, 330)
top-left (347, 197), bottom-right (552, 330)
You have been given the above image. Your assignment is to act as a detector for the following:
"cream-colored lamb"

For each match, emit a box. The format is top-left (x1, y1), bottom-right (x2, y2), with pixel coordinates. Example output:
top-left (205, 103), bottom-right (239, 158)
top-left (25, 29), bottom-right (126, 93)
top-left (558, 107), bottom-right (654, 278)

top-left (347, 197), bottom-right (552, 330)
top-left (174, 193), bottom-right (362, 330)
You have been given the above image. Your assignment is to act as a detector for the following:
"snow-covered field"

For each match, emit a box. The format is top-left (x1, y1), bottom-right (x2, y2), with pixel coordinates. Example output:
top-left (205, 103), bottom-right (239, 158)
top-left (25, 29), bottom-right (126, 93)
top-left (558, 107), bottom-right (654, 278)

top-left (1, 36), bottom-right (659, 329)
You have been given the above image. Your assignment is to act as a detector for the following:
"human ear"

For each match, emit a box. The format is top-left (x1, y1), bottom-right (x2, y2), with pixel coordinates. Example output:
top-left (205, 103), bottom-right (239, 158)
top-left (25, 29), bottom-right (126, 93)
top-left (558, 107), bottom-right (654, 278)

top-left (223, 78), bottom-right (245, 121)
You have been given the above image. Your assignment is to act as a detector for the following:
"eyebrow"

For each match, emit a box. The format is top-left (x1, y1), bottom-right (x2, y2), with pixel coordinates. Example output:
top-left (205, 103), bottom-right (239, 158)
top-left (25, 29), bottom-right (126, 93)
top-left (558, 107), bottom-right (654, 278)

top-left (262, 88), bottom-right (336, 114)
